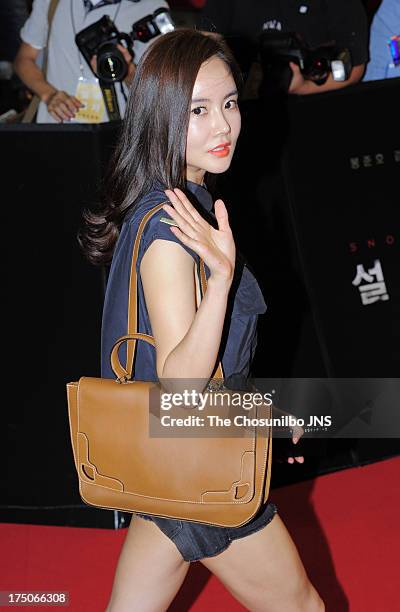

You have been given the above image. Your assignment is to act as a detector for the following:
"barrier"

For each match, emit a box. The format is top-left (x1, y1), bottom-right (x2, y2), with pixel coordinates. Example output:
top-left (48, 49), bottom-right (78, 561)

top-left (1, 122), bottom-right (122, 527)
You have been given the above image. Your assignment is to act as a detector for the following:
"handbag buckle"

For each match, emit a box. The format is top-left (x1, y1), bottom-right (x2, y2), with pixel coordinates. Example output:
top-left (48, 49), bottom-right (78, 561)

top-left (206, 378), bottom-right (226, 392)
top-left (116, 374), bottom-right (129, 384)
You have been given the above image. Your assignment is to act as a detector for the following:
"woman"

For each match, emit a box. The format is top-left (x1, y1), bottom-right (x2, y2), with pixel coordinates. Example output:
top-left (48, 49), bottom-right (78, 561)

top-left (81, 29), bottom-right (324, 612)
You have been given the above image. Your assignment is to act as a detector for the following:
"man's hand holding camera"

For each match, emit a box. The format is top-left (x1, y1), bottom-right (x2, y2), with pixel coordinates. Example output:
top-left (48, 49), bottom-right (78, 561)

top-left (115, 44), bottom-right (136, 86)
top-left (288, 59), bottom-right (365, 95)
top-left (48, 43), bottom-right (136, 123)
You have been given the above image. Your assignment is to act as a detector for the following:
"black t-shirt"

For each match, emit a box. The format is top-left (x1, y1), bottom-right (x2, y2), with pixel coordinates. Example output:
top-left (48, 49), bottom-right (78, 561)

top-left (200, 0), bottom-right (369, 66)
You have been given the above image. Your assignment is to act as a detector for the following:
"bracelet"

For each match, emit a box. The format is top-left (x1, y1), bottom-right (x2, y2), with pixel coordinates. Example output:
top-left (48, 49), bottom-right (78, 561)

top-left (45, 90), bottom-right (58, 106)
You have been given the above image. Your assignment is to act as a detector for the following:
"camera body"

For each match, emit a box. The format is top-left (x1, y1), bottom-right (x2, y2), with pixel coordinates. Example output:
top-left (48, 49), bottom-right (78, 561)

top-left (75, 15), bottom-right (133, 84)
top-left (75, 9), bottom-right (175, 84)
top-left (259, 30), bottom-right (352, 93)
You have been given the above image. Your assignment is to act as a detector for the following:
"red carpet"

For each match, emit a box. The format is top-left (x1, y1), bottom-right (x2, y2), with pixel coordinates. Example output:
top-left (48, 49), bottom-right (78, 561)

top-left (1, 456), bottom-right (398, 611)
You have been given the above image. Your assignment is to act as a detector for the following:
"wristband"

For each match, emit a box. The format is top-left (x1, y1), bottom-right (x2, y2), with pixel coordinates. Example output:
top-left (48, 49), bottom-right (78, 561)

top-left (45, 89), bottom-right (58, 106)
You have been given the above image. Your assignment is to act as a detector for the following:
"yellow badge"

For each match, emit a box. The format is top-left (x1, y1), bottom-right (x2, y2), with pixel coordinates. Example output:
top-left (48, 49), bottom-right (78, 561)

top-left (73, 77), bottom-right (106, 123)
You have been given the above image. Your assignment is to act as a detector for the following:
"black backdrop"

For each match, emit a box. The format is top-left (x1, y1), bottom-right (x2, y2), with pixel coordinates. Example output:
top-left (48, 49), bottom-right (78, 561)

top-left (218, 78), bottom-right (400, 380)
top-left (214, 77), bottom-right (400, 485)
top-left (279, 78), bottom-right (400, 475)
top-left (2, 122), bottom-right (120, 527)
top-left (282, 79), bottom-right (400, 379)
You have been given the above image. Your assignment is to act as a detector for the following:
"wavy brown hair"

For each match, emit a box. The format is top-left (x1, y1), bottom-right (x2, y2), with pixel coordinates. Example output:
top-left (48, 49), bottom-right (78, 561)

top-left (79, 29), bottom-right (242, 266)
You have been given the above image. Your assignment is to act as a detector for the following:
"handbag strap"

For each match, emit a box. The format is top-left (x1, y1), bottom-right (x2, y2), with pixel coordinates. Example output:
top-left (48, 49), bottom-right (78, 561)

top-left (22, 0), bottom-right (60, 124)
top-left (120, 201), bottom-right (224, 381)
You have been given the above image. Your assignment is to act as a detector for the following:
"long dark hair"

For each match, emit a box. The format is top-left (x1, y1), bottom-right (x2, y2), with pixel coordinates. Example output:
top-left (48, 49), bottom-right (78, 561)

top-left (79, 29), bottom-right (242, 266)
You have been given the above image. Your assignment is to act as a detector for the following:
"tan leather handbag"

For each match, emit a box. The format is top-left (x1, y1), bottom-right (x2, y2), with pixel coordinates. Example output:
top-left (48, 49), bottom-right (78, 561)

top-left (66, 203), bottom-right (272, 527)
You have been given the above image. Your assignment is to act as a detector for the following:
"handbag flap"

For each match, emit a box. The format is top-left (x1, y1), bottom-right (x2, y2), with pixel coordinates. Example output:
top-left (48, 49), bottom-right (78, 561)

top-left (75, 376), bottom-right (269, 505)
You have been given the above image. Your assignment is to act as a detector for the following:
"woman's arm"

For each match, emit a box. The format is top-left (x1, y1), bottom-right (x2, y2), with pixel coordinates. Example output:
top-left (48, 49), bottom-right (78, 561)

top-left (140, 188), bottom-right (235, 382)
top-left (141, 240), bottom-right (230, 380)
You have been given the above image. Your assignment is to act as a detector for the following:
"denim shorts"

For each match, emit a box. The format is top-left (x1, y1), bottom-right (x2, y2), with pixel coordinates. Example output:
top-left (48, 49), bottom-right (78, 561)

top-left (135, 501), bottom-right (278, 562)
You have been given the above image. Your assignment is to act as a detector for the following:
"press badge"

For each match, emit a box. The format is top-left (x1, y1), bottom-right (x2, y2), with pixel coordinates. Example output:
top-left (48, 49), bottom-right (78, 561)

top-left (73, 76), bottom-right (106, 123)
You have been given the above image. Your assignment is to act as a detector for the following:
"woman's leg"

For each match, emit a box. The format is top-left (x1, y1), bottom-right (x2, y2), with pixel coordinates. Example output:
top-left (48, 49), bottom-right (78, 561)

top-left (106, 515), bottom-right (190, 612)
top-left (200, 513), bottom-right (324, 612)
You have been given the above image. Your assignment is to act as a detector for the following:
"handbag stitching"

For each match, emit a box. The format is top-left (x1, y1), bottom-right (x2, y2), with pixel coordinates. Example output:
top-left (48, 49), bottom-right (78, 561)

top-left (76, 379), bottom-right (271, 506)
top-left (78, 422), bottom-right (271, 526)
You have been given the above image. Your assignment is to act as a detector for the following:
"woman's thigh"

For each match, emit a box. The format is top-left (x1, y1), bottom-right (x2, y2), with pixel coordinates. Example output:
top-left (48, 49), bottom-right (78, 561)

top-left (199, 513), bottom-right (324, 612)
top-left (106, 515), bottom-right (190, 612)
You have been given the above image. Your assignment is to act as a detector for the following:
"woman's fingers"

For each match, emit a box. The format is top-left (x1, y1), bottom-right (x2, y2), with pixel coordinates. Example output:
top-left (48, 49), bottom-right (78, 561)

top-left (214, 199), bottom-right (231, 233)
top-left (168, 221), bottom-right (226, 269)
top-left (288, 456), bottom-right (304, 464)
top-left (165, 189), bottom-right (192, 218)
top-left (288, 424), bottom-right (305, 464)
top-left (171, 188), bottom-right (196, 214)
top-left (165, 189), bottom-right (200, 230)
top-left (163, 188), bottom-right (235, 283)
top-left (168, 226), bottom-right (222, 267)
top-left (292, 424), bottom-right (304, 444)
top-left (162, 203), bottom-right (198, 240)
top-left (166, 189), bottom-right (209, 230)
top-left (168, 225), bottom-right (201, 249)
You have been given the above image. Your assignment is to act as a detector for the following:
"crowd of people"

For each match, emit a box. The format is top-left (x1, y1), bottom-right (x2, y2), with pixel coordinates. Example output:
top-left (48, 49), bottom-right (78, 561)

top-left (0, 0), bottom-right (398, 121)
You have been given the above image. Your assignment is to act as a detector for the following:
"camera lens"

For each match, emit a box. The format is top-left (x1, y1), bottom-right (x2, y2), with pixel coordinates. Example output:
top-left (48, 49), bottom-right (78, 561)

top-left (97, 42), bottom-right (128, 83)
top-left (306, 56), bottom-right (330, 81)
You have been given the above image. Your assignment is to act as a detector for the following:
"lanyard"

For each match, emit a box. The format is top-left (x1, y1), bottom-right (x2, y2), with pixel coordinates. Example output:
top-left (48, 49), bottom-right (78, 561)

top-left (70, 0), bottom-right (123, 75)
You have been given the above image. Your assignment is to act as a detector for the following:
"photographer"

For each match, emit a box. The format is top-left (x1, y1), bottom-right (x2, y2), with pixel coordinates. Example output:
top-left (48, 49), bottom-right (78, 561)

top-left (14, 0), bottom-right (170, 123)
top-left (363, 0), bottom-right (400, 81)
top-left (201, 0), bottom-right (369, 95)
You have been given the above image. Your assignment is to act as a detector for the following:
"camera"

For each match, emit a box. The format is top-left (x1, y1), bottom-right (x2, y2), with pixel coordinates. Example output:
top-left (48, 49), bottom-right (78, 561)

top-left (259, 30), bottom-right (352, 93)
top-left (131, 8), bottom-right (175, 44)
top-left (75, 15), bottom-right (133, 84)
top-left (75, 9), bottom-right (175, 84)
top-left (75, 9), bottom-right (175, 121)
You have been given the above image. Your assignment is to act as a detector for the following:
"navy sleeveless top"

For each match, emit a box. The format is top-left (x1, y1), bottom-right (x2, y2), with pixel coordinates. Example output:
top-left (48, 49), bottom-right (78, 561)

top-left (101, 180), bottom-right (267, 389)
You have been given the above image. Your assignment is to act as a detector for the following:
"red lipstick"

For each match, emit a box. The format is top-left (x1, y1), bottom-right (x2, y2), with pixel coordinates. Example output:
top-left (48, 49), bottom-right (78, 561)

top-left (208, 143), bottom-right (231, 158)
